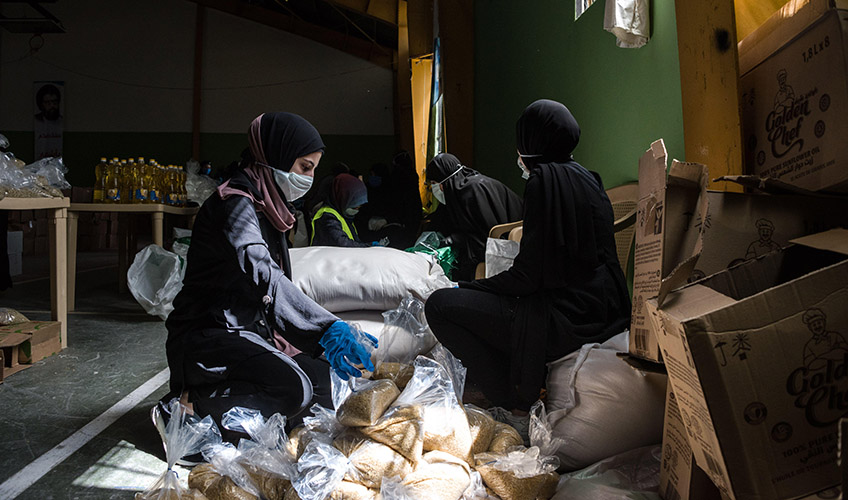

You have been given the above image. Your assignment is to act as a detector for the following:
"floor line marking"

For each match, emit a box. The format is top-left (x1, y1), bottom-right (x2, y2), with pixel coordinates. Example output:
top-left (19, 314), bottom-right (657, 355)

top-left (0, 368), bottom-right (170, 499)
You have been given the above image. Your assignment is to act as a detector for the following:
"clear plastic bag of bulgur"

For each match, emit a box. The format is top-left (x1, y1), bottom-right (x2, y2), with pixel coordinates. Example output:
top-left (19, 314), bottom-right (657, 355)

top-left (293, 437), bottom-right (351, 500)
top-left (365, 356), bottom-right (472, 463)
top-left (136, 399), bottom-right (220, 500)
top-left (461, 471), bottom-right (501, 500)
top-left (373, 296), bottom-right (436, 389)
top-left (380, 450), bottom-right (472, 500)
top-left (408, 357), bottom-right (473, 461)
top-left (425, 343), bottom-right (467, 404)
top-left (220, 407), bottom-right (295, 499)
top-left (344, 437), bottom-right (413, 489)
top-left (464, 404), bottom-right (497, 456)
top-left (336, 378), bottom-right (401, 427)
top-left (196, 442), bottom-right (262, 500)
top-left (487, 422), bottom-right (524, 454)
top-left (475, 447), bottom-right (560, 500)
top-left (0, 308), bottom-right (28, 326)
top-left (329, 481), bottom-right (381, 500)
top-left (360, 402), bottom-right (425, 463)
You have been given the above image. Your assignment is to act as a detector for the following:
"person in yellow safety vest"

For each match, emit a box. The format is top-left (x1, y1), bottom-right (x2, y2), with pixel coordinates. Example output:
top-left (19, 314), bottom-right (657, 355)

top-left (310, 173), bottom-right (374, 247)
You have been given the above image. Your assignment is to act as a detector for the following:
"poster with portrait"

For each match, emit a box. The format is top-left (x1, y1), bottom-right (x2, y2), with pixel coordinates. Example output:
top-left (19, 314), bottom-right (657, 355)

top-left (33, 81), bottom-right (64, 160)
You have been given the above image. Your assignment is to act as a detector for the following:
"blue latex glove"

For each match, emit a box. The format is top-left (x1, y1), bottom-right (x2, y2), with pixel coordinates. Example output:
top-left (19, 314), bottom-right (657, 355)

top-left (320, 321), bottom-right (378, 380)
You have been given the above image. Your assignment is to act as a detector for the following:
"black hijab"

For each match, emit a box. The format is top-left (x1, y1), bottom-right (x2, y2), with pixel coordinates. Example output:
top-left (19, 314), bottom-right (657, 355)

top-left (516, 99), bottom-right (601, 286)
top-left (427, 153), bottom-right (524, 279)
top-left (259, 112), bottom-right (325, 172)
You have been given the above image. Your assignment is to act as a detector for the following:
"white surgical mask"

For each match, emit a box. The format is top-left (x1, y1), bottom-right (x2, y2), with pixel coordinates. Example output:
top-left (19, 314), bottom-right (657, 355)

top-left (432, 183), bottom-right (446, 205)
top-left (344, 207), bottom-right (360, 217)
top-left (269, 167), bottom-right (313, 202)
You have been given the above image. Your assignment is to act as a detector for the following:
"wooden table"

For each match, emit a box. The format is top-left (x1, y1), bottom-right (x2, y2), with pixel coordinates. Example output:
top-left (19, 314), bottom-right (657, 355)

top-left (0, 197), bottom-right (69, 347)
top-left (67, 203), bottom-right (199, 311)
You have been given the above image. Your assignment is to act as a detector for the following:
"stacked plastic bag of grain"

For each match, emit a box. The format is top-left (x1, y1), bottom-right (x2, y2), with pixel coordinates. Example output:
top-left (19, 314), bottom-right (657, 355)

top-left (172, 297), bottom-right (562, 500)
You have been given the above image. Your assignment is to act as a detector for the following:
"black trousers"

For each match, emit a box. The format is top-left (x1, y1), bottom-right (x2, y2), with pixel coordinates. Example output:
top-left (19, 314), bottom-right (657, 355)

top-left (424, 287), bottom-right (523, 409)
top-left (174, 328), bottom-right (331, 436)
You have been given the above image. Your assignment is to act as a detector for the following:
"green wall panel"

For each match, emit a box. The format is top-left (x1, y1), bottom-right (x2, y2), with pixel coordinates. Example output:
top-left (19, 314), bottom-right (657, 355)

top-left (473, 0), bottom-right (685, 194)
top-left (2, 131), bottom-right (395, 188)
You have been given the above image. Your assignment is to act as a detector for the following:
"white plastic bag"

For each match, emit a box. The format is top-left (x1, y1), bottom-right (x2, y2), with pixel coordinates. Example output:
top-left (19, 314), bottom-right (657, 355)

top-left (290, 246), bottom-right (454, 312)
top-left (545, 331), bottom-right (667, 471)
top-left (484, 238), bottom-right (520, 278)
top-left (128, 244), bottom-right (185, 320)
top-left (186, 170), bottom-right (218, 204)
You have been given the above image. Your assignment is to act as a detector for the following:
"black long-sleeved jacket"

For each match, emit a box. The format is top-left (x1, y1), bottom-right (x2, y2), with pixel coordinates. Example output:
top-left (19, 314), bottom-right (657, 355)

top-left (165, 172), bottom-right (338, 390)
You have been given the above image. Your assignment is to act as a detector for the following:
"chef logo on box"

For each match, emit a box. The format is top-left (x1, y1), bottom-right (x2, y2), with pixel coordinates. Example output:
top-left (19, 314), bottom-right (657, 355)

top-left (786, 308), bottom-right (848, 427)
top-left (765, 69), bottom-right (812, 159)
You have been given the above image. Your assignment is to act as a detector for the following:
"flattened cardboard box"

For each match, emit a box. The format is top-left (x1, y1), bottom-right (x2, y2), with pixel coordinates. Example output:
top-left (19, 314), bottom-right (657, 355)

top-left (660, 383), bottom-right (724, 500)
top-left (647, 229), bottom-right (848, 499)
top-left (738, 0), bottom-right (848, 192)
top-left (630, 139), bottom-right (708, 362)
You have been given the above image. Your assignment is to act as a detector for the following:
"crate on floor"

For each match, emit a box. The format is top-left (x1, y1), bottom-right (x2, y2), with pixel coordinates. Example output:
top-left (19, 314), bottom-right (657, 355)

top-left (0, 321), bottom-right (62, 383)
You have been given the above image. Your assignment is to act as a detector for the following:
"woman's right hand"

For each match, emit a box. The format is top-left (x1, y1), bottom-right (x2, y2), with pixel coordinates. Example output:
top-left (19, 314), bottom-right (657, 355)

top-left (319, 321), bottom-right (377, 380)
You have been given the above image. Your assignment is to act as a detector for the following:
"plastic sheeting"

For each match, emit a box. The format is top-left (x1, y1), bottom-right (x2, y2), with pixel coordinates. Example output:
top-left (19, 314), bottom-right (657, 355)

top-left (545, 332), bottom-right (667, 471)
top-left (290, 246), bottom-right (455, 313)
top-left (553, 445), bottom-right (662, 499)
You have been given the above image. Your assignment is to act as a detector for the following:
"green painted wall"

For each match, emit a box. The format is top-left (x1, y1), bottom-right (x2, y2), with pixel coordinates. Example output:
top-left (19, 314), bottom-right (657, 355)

top-left (473, 0), bottom-right (685, 193)
top-left (2, 131), bottom-right (395, 187)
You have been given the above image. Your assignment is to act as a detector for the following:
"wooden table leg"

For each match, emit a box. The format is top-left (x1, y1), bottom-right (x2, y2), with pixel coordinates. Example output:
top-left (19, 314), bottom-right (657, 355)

top-left (152, 212), bottom-right (164, 247)
top-left (49, 207), bottom-right (68, 349)
top-left (118, 213), bottom-right (128, 292)
top-left (66, 211), bottom-right (78, 312)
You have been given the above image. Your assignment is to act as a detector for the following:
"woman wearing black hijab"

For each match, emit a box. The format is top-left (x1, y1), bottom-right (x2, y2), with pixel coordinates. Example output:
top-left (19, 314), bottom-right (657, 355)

top-left (426, 153), bottom-right (523, 281)
top-left (424, 100), bottom-right (631, 438)
top-left (158, 113), bottom-right (377, 449)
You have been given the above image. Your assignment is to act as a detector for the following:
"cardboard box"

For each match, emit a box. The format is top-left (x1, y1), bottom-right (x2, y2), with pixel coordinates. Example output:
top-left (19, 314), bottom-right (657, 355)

top-left (630, 139), bottom-right (709, 362)
top-left (0, 331), bottom-right (31, 381)
top-left (646, 228), bottom-right (848, 499)
top-left (0, 321), bottom-right (62, 347)
top-left (0, 322), bottom-right (62, 374)
top-left (660, 384), bottom-right (724, 500)
top-left (738, 0), bottom-right (848, 192)
top-left (18, 331), bottom-right (61, 364)
top-left (689, 190), bottom-right (848, 280)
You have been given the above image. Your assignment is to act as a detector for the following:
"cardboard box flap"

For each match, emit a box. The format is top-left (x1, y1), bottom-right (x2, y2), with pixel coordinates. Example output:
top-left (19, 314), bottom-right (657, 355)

top-left (790, 227), bottom-right (848, 255)
top-left (650, 284), bottom-right (737, 325)
top-left (657, 160), bottom-right (709, 307)
top-left (638, 139), bottom-right (668, 200)
top-left (711, 175), bottom-right (841, 197)
top-left (738, 0), bottom-right (844, 74)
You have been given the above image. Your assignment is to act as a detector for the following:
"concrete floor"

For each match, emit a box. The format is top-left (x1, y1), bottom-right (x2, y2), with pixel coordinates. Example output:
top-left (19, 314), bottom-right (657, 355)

top-left (0, 250), bottom-right (176, 499)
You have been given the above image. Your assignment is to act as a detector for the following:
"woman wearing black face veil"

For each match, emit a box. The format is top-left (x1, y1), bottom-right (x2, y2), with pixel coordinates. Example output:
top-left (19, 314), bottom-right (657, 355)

top-left (424, 100), bottom-right (631, 437)
top-left (425, 153), bottom-right (523, 281)
top-left (158, 113), bottom-right (376, 449)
